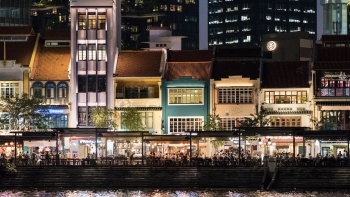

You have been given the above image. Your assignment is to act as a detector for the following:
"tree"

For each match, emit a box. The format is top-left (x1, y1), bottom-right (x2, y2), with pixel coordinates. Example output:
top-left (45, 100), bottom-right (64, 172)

top-left (238, 106), bottom-right (271, 127)
top-left (0, 93), bottom-right (49, 131)
top-left (90, 107), bottom-right (118, 130)
top-left (310, 116), bottom-right (338, 130)
top-left (203, 114), bottom-right (223, 131)
top-left (203, 114), bottom-right (225, 149)
top-left (120, 108), bottom-right (144, 131)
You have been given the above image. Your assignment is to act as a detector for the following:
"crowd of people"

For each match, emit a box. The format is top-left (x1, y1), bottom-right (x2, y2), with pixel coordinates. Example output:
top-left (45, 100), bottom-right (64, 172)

top-left (2, 147), bottom-right (350, 167)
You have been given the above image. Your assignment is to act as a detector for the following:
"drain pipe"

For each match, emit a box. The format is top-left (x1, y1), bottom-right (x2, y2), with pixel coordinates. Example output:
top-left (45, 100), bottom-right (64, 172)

top-left (266, 167), bottom-right (279, 190)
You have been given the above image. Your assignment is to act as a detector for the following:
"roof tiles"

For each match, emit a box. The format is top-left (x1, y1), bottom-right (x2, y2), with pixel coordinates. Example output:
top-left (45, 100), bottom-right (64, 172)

top-left (42, 29), bottom-right (70, 40)
top-left (212, 61), bottom-right (260, 80)
top-left (164, 62), bottom-right (212, 81)
top-left (317, 47), bottom-right (350, 61)
top-left (313, 62), bottom-right (350, 70)
top-left (0, 34), bottom-right (37, 66)
top-left (0, 26), bottom-right (34, 35)
top-left (30, 45), bottom-right (70, 81)
top-left (167, 50), bottom-right (213, 62)
top-left (262, 61), bottom-right (310, 88)
top-left (116, 51), bottom-right (162, 77)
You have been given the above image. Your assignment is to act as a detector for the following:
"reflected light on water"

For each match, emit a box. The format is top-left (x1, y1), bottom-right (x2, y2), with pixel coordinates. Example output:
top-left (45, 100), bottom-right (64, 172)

top-left (0, 190), bottom-right (350, 197)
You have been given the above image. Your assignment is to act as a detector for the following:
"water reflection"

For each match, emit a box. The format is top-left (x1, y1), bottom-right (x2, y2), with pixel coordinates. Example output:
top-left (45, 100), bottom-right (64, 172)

top-left (0, 190), bottom-right (349, 197)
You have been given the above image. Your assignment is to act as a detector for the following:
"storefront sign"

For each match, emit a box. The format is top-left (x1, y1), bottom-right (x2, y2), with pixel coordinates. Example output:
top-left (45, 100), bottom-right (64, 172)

top-left (278, 108), bottom-right (292, 111)
top-left (324, 71), bottom-right (349, 81)
top-left (264, 136), bottom-right (303, 140)
top-left (79, 140), bottom-right (101, 144)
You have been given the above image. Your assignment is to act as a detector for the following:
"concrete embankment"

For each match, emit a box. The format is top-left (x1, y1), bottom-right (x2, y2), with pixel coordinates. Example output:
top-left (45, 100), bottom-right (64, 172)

top-left (3, 166), bottom-right (348, 190)
top-left (271, 167), bottom-right (350, 190)
top-left (0, 166), bottom-right (264, 189)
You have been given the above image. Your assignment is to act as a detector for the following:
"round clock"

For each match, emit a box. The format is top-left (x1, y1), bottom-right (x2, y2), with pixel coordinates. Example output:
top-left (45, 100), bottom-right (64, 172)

top-left (266, 41), bottom-right (277, 51)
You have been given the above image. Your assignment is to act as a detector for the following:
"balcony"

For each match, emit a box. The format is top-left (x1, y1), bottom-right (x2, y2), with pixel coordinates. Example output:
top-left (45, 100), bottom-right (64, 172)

top-left (115, 98), bottom-right (161, 108)
top-left (44, 97), bottom-right (69, 105)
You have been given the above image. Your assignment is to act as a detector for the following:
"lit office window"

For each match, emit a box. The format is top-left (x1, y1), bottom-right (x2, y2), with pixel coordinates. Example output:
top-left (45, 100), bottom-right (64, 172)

top-left (87, 13), bottom-right (96, 29)
top-left (97, 44), bottom-right (106, 61)
top-left (78, 45), bottom-right (87, 60)
top-left (78, 14), bottom-right (86, 30)
top-left (88, 44), bottom-right (96, 60)
top-left (97, 14), bottom-right (106, 29)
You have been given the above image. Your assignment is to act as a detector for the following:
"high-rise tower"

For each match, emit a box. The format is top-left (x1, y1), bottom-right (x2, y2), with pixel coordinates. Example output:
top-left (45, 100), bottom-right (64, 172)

top-left (208, 0), bottom-right (317, 47)
top-left (0, 0), bottom-right (31, 27)
top-left (121, 0), bottom-right (206, 50)
top-left (69, 0), bottom-right (119, 127)
top-left (321, 0), bottom-right (348, 35)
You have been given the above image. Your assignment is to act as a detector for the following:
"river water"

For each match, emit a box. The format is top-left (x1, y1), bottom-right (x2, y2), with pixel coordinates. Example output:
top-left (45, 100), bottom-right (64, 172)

top-left (0, 189), bottom-right (350, 197)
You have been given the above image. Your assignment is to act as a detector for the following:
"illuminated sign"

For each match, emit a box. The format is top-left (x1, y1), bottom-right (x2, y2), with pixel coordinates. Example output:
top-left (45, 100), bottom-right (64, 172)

top-left (48, 109), bottom-right (65, 114)
top-left (266, 41), bottom-right (277, 51)
top-left (324, 71), bottom-right (349, 81)
top-left (79, 140), bottom-right (101, 144)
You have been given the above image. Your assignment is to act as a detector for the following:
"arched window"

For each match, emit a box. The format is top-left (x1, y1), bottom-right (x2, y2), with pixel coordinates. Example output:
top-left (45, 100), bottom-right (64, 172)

top-left (31, 82), bottom-right (43, 97)
top-left (58, 82), bottom-right (68, 98)
top-left (45, 82), bottom-right (56, 100)
top-left (58, 82), bottom-right (68, 104)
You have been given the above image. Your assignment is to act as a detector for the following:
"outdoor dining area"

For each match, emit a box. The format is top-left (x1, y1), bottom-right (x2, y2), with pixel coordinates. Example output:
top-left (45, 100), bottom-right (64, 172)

top-left (1, 127), bottom-right (350, 168)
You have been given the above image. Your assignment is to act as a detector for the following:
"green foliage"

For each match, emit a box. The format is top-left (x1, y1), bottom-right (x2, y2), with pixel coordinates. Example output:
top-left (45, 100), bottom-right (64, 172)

top-left (310, 117), bottom-right (338, 130)
top-left (90, 107), bottom-right (118, 130)
top-left (210, 140), bottom-right (226, 149)
top-left (238, 106), bottom-right (271, 127)
top-left (121, 108), bottom-right (144, 131)
top-left (203, 114), bottom-right (225, 149)
top-left (203, 114), bottom-right (223, 131)
top-left (5, 163), bottom-right (17, 175)
top-left (0, 93), bottom-right (49, 131)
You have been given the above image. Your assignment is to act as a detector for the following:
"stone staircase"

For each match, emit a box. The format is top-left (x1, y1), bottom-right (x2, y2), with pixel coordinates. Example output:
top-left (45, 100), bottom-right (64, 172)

top-left (1, 166), bottom-right (264, 189)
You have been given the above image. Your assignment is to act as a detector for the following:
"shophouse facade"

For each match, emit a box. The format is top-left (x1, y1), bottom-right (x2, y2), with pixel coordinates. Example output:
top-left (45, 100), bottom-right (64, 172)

top-left (114, 50), bottom-right (166, 134)
top-left (29, 29), bottom-right (71, 129)
top-left (312, 35), bottom-right (350, 156)
top-left (0, 27), bottom-right (36, 133)
top-left (261, 61), bottom-right (313, 156)
top-left (211, 47), bottom-right (260, 129)
top-left (161, 50), bottom-right (213, 135)
top-left (210, 47), bottom-right (260, 155)
top-left (0, 27), bottom-right (36, 155)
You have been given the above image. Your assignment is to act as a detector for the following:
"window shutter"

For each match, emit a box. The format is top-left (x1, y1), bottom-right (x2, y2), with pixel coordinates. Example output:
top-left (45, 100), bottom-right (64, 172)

top-left (59, 88), bottom-right (62, 98)
top-left (50, 88), bottom-right (54, 98)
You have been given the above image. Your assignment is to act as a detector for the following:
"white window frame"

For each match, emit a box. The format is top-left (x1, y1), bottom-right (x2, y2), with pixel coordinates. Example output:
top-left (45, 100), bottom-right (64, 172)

top-left (168, 88), bottom-right (204, 105)
top-left (218, 87), bottom-right (253, 104)
top-left (0, 82), bottom-right (20, 98)
top-left (168, 116), bottom-right (203, 134)
top-left (141, 112), bottom-right (153, 129)
top-left (220, 117), bottom-right (248, 130)
top-left (270, 116), bottom-right (301, 127)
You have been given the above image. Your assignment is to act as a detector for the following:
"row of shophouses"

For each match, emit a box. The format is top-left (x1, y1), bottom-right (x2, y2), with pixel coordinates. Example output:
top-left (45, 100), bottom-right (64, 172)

top-left (1, 24), bottom-right (350, 158)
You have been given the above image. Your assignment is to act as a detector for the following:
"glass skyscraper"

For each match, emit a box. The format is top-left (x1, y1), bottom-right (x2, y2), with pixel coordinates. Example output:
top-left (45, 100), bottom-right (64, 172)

top-left (0, 0), bottom-right (31, 27)
top-left (208, 0), bottom-right (317, 47)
